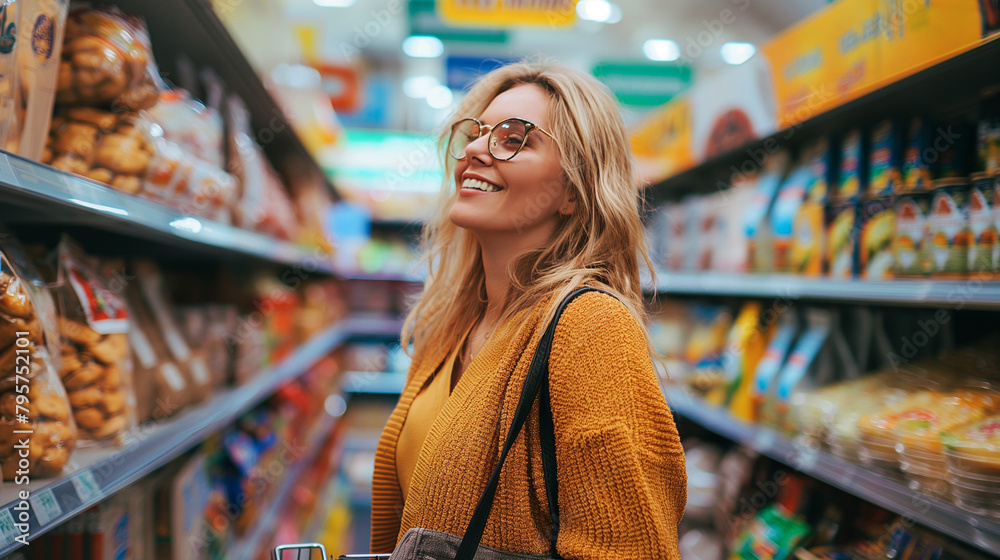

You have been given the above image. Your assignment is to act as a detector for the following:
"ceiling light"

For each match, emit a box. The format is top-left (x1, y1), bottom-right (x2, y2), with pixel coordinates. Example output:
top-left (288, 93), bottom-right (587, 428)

top-left (403, 76), bottom-right (440, 99)
top-left (577, 0), bottom-right (621, 24)
top-left (403, 36), bottom-right (444, 58)
top-left (313, 0), bottom-right (355, 6)
top-left (426, 86), bottom-right (453, 109)
top-left (643, 39), bottom-right (680, 62)
top-left (721, 42), bottom-right (756, 65)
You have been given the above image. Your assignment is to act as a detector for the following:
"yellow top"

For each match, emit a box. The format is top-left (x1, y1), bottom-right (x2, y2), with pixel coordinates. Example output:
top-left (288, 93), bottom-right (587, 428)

top-left (395, 338), bottom-right (462, 499)
top-left (371, 291), bottom-right (687, 559)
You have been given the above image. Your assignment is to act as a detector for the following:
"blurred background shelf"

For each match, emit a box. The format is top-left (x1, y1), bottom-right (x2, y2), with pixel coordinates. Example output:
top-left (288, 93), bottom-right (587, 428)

top-left (0, 321), bottom-right (351, 555)
top-left (340, 372), bottom-right (407, 395)
top-left (654, 271), bottom-right (1000, 310)
top-left (0, 150), bottom-right (335, 271)
top-left (667, 389), bottom-right (1000, 556)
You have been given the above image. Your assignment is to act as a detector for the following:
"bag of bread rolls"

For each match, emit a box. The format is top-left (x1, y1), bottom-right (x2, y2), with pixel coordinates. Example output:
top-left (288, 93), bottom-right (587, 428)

top-left (55, 5), bottom-right (162, 111)
top-left (0, 231), bottom-right (77, 479)
top-left (40, 106), bottom-right (152, 195)
top-left (0, 0), bottom-right (21, 153)
top-left (53, 235), bottom-right (135, 444)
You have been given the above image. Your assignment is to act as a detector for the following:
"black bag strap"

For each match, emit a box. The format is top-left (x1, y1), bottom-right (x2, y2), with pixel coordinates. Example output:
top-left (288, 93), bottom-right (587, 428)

top-left (455, 287), bottom-right (599, 560)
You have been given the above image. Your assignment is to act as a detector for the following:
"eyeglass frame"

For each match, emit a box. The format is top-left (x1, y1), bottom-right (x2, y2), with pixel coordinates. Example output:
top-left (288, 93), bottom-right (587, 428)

top-left (447, 116), bottom-right (560, 161)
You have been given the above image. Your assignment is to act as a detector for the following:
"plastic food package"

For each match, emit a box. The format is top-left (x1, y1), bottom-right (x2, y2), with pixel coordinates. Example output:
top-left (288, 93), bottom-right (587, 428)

top-left (54, 235), bottom-right (135, 443)
top-left (132, 262), bottom-right (211, 402)
top-left (141, 131), bottom-right (238, 223)
top-left (1, 0), bottom-right (70, 161)
top-left (176, 305), bottom-right (233, 390)
top-left (791, 374), bottom-right (887, 455)
top-left (942, 414), bottom-right (1000, 517)
top-left (227, 94), bottom-right (298, 239)
top-left (123, 280), bottom-right (191, 423)
top-left (750, 311), bottom-right (798, 422)
top-left (728, 504), bottom-right (810, 560)
top-left (0, 233), bottom-right (77, 479)
top-left (682, 305), bottom-right (732, 395)
top-left (56, 5), bottom-right (162, 111)
top-left (142, 88), bottom-right (224, 170)
top-left (41, 106), bottom-right (152, 195)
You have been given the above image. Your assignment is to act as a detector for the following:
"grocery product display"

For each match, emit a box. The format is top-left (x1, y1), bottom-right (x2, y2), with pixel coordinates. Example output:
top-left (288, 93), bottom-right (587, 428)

top-left (2, 0), bottom-right (1000, 558)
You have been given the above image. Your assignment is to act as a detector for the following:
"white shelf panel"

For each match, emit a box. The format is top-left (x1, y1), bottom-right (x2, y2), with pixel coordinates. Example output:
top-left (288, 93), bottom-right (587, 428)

top-left (654, 271), bottom-right (1000, 310)
top-left (667, 388), bottom-right (1000, 556)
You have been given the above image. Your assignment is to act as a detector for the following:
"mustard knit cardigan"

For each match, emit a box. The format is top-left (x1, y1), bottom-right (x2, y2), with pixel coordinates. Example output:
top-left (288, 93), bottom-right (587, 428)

top-left (370, 291), bottom-right (687, 558)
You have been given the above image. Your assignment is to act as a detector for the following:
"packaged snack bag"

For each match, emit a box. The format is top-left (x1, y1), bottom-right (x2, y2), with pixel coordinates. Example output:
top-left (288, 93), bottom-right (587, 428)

top-left (6, 0), bottom-right (70, 160)
top-left (745, 151), bottom-right (790, 273)
top-left (790, 139), bottom-right (832, 276)
top-left (867, 119), bottom-right (903, 199)
top-left (968, 173), bottom-right (998, 275)
top-left (0, 231), bottom-right (76, 478)
top-left (770, 163), bottom-right (811, 273)
top-left (901, 117), bottom-right (933, 192)
top-left (928, 178), bottom-right (972, 278)
top-left (53, 235), bottom-right (135, 443)
top-left (835, 128), bottom-right (867, 203)
top-left (750, 310), bottom-right (798, 423)
top-left (0, 1), bottom-right (18, 152)
top-left (893, 190), bottom-right (933, 277)
top-left (859, 196), bottom-right (895, 279)
top-left (56, 5), bottom-right (162, 110)
top-left (826, 202), bottom-right (857, 278)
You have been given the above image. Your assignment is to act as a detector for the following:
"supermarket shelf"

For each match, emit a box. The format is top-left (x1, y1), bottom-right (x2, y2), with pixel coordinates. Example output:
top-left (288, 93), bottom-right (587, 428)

top-left (341, 371), bottom-right (407, 395)
top-left (654, 271), bottom-right (1000, 310)
top-left (667, 389), bottom-right (1000, 556)
top-left (343, 313), bottom-right (405, 340)
top-left (112, 0), bottom-right (338, 199)
top-left (0, 150), bottom-right (335, 272)
top-left (228, 409), bottom-right (342, 559)
top-left (652, 37), bottom-right (1000, 196)
top-left (0, 321), bottom-right (350, 555)
top-left (338, 270), bottom-right (424, 283)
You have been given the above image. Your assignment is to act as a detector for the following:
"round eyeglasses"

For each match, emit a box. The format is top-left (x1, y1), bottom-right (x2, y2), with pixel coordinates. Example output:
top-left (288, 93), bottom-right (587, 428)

top-left (447, 117), bottom-right (559, 161)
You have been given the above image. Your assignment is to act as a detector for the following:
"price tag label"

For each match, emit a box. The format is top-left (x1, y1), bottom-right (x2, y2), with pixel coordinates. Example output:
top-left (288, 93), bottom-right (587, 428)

top-left (71, 471), bottom-right (101, 503)
top-left (0, 153), bottom-right (16, 188)
top-left (29, 489), bottom-right (62, 527)
top-left (0, 509), bottom-right (18, 546)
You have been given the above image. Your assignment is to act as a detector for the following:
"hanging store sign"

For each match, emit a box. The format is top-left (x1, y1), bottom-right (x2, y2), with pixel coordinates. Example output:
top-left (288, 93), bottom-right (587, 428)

top-left (592, 62), bottom-right (692, 107)
top-left (437, 0), bottom-right (577, 28)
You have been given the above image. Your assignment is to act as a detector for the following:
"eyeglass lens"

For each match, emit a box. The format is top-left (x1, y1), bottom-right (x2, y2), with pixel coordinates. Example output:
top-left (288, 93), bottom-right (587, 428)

top-left (448, 118), bottom-right (528, 160)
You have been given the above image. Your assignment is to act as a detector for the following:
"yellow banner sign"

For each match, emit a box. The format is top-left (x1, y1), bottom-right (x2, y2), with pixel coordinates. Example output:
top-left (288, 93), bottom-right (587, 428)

top-left (437, 0), bottom-right (577, 28)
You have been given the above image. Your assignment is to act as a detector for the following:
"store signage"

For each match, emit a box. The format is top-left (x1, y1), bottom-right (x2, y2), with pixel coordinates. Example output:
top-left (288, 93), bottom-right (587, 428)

top-left (446, 55), bottom-right (516, 91)
top-left (411, 0), bottom-right (507, 43)
top-left (436, 0), bottom-right (577, 28)
top-left (592, 62), bottom-right (692, 107)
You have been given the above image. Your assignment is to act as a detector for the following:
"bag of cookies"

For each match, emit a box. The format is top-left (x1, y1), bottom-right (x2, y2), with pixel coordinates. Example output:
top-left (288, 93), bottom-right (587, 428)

top-left (55, 5), bottom-right (162, 111)
top-left (0, 231), bottom-right (77, 479)
top-left (40, 106), bottom-right (153, 195)
top-left (53, 235), bottom-right (135, 444)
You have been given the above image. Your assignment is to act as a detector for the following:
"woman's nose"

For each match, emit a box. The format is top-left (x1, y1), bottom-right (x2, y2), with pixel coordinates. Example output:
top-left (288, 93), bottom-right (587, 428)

top-left (464, 131), bottom-right (494, 164)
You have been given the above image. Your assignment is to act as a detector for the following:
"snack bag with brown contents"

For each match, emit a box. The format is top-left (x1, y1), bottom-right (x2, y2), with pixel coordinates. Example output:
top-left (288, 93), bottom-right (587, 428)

top-left (40, 106), bottom-right (153, 195)
top-left (55, 5), bottom-right (162, 111)
top-left (0, 232), bottom-right (77, 479)
top-left (54, 235), bottom-right (135, 444)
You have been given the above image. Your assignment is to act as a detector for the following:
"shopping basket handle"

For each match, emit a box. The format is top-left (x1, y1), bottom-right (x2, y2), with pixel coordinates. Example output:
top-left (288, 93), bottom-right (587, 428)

top-left (336, 555), bottom-right (392, 559)
top-left (272, 543), bottom-right (329, 559)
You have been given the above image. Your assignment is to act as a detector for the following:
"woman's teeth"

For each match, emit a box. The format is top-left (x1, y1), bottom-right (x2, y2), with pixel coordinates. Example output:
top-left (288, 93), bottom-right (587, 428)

top-left (462, 178), bottom-right (500, 192)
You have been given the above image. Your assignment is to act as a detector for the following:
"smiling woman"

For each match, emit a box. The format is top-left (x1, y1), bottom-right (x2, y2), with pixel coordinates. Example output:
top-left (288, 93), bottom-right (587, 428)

top-left (370, 61), bottom-right (687, 560)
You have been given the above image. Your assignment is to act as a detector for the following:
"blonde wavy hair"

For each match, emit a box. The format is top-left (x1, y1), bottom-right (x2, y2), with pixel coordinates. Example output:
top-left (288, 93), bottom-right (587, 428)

top-left (401, 61), bottom-right (655, 362)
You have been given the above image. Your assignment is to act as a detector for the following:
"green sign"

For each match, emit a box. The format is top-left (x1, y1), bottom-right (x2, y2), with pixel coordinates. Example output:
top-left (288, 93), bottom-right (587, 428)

top-left (409, 0), bottom-right (508, 44)
top-left (592, 62), bottom-right (692, 107)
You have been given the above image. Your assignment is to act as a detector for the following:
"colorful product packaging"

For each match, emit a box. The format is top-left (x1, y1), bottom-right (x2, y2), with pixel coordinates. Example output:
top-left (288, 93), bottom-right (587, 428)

top-left (707, 302), bottom-right (765, 407)
top-left (835, 129), bottom-right (867, 202)
top-left (934, 123), bottom-right (972, 179)
top-left (893, 190), bottom-right (933, 276)
top-left (746, 152), bottom-right (791, 273)
top-left (764, 309), bottom-right (835, 431)
top-left (750, 311), bottom-right (798, 422)
top-left (859, 196), bottom-right (896, 279)
top-left (901, 117), bottom-right (934, 192)
top-left (979, 91), bottom-right (1000, 175)
top-left (770, 165), bottom-right (811, 273)
top-left (968, 173), bottom-right (998, 275)
top-left (867, 119), bottom-right (903, 198)
top-left (826, 202), bottom-right (858, 278)
top-left (928, 178), bottom-right (972, 277)
top-left (790, 140), bottom-right (832, 275)
top-left (728, 504), bottom-right (811, 560)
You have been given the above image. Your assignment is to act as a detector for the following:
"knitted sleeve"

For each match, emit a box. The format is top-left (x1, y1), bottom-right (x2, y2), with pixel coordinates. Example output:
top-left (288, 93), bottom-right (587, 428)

top-left (547, 292), bottom-right (687, 560)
